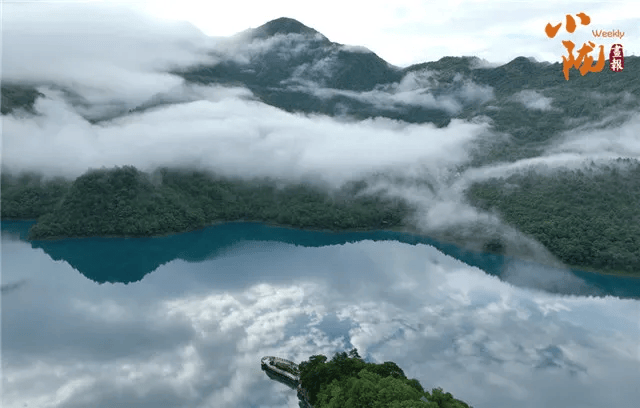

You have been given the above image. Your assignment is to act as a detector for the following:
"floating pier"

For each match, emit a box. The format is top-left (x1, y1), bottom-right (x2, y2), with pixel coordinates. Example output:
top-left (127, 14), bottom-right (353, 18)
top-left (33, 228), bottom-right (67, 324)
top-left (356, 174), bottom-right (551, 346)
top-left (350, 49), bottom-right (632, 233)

top-left (260, 356), bottom-right (299, 384)
top-left (260, 356), bottom-right (314, 407)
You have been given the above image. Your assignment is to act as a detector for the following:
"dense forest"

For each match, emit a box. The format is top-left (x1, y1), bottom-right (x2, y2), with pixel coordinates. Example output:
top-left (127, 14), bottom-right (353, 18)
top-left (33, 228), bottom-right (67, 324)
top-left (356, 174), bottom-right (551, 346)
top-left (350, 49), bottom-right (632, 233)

top-left (298, 349), bottom-right (472, 408)
top-left (467, 158), bottom-right (640, 275)
top-left (1, 166), bottom-right (412, 240)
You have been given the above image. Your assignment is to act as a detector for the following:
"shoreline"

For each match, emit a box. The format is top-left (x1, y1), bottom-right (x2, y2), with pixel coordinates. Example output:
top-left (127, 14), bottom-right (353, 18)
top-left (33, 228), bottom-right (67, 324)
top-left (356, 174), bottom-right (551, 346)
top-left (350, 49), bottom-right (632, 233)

top-left (3, 218), bottom-right (639, 278)
top-left (11, 218), bottom-right (415, 241)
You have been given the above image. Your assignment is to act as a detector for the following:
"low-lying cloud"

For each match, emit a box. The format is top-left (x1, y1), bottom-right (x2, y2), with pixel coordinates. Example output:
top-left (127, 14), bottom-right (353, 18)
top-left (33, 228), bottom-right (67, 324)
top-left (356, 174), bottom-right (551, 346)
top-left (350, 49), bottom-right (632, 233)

top-left (286, 69), bottom-right (494, 114)
top-left (219, 31), bottom-right (330, 64)
top-left (547, 112), bottom-right (640, 160)
top-left (3, 2), bottom-right (217, 112)
top-left (2, 84), bottom-right (490, 187)
top-left (511, 90), bottom-right (556, 111)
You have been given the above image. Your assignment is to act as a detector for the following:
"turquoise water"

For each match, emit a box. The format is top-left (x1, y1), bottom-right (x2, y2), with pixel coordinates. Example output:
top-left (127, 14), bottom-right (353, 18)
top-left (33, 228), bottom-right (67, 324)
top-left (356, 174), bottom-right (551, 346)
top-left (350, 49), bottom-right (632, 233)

top-left (2, 220), bottom-right (639, 408)
top-left (3, 220), bottom-right (639, 298)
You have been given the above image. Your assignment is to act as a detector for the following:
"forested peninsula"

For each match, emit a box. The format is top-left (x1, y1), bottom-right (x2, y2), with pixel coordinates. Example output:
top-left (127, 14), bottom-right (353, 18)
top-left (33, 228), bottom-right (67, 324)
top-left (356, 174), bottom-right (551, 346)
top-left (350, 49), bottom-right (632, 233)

top-left (2, 158), bottom-right (639, 276)
top-left (1, 166), bottom-right (412, 240)
top-left (297, 349), bottom-right (472, 408)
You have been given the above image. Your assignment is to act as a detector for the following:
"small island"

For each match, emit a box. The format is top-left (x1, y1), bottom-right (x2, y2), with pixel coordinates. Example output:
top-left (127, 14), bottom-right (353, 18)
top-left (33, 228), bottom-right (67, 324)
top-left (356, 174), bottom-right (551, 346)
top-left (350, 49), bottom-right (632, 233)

top-left (261, 349), bottom-right (473, 408)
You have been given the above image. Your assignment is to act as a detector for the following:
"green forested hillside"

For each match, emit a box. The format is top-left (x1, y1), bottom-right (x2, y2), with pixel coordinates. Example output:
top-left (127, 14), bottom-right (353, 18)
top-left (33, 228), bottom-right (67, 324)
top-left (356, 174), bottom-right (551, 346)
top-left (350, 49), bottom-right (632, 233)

top-left (467, 158), bottom-right (640, 275)
top-left (298, 349), bottom-right (472, 408)
top-left (1, 173), bottom-right (71, 218)
top-left (1, 166), bottom-right (411, 240)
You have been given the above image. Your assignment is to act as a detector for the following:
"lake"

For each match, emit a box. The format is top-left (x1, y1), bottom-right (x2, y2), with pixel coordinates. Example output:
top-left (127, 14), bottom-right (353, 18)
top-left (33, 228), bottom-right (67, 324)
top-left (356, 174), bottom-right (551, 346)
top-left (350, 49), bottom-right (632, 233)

top-left (2, 220), bottom-right (639, 408)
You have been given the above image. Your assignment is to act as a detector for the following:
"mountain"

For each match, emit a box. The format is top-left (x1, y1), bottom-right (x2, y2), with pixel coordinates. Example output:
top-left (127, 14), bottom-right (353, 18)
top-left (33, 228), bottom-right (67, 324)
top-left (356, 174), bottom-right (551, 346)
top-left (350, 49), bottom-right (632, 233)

top-left (173, 17), bottom-right (640, 129)
top-left (4, 17), bottom-right (638, 130)
top-left (249, 17), bottom-right (326, 40)
top-left (173, 18), bottom-right (419, 122)
top-left (189, 16), bottom-right (401, 91)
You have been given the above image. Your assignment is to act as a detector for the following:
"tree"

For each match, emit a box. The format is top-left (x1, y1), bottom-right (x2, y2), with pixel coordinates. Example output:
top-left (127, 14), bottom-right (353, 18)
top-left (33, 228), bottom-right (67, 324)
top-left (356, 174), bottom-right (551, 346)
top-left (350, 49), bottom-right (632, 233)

top-left (315, 369), bottom-right (436, 408)
top-left (297, 350), bottom-right (472, 408)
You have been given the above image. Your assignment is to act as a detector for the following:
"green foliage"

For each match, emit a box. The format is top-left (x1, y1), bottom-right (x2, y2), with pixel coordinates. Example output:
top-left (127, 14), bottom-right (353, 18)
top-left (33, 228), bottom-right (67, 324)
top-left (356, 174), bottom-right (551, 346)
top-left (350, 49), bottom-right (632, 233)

top-left (1, 172), bottom-right (71, 218)
top-left (455, 57), bottom-right (640, 167)
top-left (0, 166), bottom-right (412, 240)
top-left (1, 84), bottom-right (44, 115)
top-left (298, 349), bottom-right (471, 408)
top-left (316, 370), bottom-right (435, 408)
top-left (467, 158), bottom-right (640, 274)
top-left (428, 387), bottom-right (473, 408)
top-left (368, 361), bottom-right (406, 380)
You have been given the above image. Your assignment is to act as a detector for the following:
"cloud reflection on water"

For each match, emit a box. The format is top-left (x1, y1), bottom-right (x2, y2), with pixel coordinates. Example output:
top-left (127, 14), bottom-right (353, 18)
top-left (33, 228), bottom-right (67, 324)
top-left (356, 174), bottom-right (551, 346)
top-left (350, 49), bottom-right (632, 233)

top-left (2, 232), bottom-right (639, 408)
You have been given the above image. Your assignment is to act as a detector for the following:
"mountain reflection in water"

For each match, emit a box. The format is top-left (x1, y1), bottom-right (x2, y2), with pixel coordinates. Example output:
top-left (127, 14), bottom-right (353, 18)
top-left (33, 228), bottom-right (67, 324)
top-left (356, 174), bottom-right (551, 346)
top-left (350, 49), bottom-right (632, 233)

top-left (3, 220), bottom-right (639, 299)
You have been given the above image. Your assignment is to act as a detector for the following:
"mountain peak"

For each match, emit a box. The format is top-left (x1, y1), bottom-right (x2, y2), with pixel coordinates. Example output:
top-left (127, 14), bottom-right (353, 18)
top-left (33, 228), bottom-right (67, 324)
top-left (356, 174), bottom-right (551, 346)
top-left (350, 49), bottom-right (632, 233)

top-left (251, 17), bottom-right (323, 39)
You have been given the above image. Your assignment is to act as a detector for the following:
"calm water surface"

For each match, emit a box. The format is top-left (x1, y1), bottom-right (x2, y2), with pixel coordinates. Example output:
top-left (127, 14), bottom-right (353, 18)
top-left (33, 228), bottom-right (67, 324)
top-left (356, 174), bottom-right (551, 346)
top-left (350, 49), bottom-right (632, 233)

top-left (2, 221), bottom-right (639, 408)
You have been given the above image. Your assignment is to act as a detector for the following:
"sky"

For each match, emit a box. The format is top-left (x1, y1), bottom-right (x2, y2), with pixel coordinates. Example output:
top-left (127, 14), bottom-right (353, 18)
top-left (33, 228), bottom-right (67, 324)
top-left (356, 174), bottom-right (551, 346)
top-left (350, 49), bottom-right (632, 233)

top-left (131, 0), bottom-right (639, 66)
top-left (3, 0), bottom-right (639, 67)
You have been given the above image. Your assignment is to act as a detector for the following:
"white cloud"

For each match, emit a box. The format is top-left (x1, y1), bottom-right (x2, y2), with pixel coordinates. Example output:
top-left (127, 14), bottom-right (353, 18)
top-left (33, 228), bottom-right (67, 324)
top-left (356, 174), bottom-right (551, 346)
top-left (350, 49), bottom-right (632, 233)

top-left (213, 32), bottom-right (329, 67)
top-left (512, 89), bottom-right (556, 111)
top-left (339, 44), bottom-right (373, 53)
top-left (132, 0), bottom-right (640, 66)
top-left (286, 69), bottom-right (494, 114)
top-left (547, 112), bottom-right (640, 159)
top-left (2, 86), bottom-right (490, 186)
top-left (2, 2), bottom-right (217, 108)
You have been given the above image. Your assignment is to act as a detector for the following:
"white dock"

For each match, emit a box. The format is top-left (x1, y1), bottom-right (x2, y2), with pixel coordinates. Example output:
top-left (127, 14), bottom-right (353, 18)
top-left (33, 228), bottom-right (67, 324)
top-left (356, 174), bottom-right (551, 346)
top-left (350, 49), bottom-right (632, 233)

top-left (260, 356), bottom-right (299, 383)
top-left (261, 356), bottom-right (314, 407)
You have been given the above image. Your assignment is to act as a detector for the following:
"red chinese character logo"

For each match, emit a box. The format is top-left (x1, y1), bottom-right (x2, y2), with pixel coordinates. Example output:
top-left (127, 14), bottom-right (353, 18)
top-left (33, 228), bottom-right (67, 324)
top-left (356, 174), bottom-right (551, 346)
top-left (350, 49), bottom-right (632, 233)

top-left (545, 12), bottom-right (605, 80)
top-left (609, 44), bottom-right (624, 72)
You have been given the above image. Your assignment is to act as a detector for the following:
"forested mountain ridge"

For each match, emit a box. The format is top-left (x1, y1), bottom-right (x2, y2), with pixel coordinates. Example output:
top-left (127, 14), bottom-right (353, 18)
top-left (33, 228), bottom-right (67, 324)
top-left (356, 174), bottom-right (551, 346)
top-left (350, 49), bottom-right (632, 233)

top-left (6, 17), bottom-right (637, 129)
